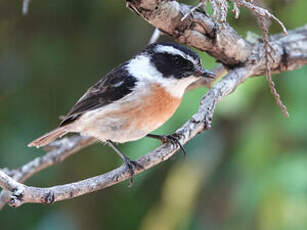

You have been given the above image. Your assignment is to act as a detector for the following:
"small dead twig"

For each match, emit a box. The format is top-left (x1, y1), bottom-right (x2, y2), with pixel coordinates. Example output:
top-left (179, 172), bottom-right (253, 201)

top-left (182, 0), bottom-right (289, 117)
top-left (209, 0), bottom-right (228, 23)
top-left (181, 1), bottom-right (205, 21)
top-left (22, 0), bottom-right (31, 15)
top-left (234, 0), bottom-right (287, 35)
top-left (148, 28), bottom-right (162, 44)
top-left (259, 17), bottom-right (289, 117)
top-left (232, 0), bottom-right (289, 117)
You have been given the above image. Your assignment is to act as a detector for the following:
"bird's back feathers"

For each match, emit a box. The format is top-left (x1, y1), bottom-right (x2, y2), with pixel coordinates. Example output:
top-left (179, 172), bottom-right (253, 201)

top-left (60, 63), bottom-right (137, 126)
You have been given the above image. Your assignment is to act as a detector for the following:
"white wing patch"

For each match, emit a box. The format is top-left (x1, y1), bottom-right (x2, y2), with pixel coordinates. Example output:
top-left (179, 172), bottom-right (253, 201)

top-left (113, 80), bottom-right (124, 87)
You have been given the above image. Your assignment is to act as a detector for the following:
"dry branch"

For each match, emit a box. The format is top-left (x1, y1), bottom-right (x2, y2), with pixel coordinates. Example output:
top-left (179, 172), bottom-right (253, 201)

top-left (0, 136), bottom-right (96, 209)
top-left (22, 0), bottom-right (31, 15)
top-left (0, 0), bottom-right (306, 208)
top-left (129, 0), bottom-right (291, 115)
top-left (127, 0), bottom-right (253, 66)
top-left (0, 67), bottom-right (253, 207)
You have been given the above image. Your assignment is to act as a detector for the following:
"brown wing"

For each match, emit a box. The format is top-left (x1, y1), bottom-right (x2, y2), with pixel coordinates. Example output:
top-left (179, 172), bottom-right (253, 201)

top-left (59, 62), bottom-right (137, 126)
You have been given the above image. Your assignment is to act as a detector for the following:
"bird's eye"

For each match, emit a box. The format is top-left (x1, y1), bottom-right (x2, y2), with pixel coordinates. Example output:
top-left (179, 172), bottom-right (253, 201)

top-left (173, 56), bottom-right (181, 65)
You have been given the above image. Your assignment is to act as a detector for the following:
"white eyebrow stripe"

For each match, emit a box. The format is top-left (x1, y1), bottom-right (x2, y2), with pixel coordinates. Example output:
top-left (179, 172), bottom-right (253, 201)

top-left (155, 45), bottom-right (196, 64)
top-left (155, 45), bottom-right (185, 57)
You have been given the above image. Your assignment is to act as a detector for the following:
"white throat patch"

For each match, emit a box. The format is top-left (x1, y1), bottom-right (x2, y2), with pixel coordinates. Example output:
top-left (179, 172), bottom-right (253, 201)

top-left (127, 54), bottom-right (198, 98)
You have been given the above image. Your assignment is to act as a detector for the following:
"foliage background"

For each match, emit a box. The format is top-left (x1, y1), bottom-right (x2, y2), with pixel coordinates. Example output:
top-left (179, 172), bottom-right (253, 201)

top-left (0, 0), bottom-right (306, 229)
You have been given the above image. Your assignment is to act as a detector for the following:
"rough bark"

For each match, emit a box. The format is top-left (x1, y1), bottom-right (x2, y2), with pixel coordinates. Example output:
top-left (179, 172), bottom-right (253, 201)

top-left (127, 0), bottom-right (253, 67)
top-left (0, 0), bottom-right (306, 208)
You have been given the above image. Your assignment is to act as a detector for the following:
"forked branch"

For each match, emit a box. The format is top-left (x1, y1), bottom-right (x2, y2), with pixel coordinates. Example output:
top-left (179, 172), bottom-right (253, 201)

top-left (1, 0), bottom-right (306, 208)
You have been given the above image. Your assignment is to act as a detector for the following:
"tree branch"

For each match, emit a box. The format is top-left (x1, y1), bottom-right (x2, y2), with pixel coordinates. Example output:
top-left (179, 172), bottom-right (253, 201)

top-left (0, 0), bottom-right (306, 208)
top-left (0, 136), bottom-right (96, 209)
top-left (0, 66), bottom-right (253, 207)
top-left (126, 0), bottom-right (253, 66)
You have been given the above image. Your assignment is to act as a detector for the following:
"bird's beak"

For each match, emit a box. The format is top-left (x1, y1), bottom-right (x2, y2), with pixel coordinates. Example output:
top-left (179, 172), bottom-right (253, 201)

top-left (194, 67), bottom-right (215, 79)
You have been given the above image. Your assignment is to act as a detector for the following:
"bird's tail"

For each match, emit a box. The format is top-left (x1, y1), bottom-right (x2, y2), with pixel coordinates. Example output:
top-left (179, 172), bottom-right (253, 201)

top-left (28, 126), bottom-right (68, 148)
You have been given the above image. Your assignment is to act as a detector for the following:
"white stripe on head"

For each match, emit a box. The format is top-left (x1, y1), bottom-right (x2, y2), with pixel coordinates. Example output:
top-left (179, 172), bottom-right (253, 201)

top-left (155, 45), bottom-right (186, 58)
top-left (127, 54), bottom-right (198, 98)
top-left (155, 44), bottom-right (197, 65)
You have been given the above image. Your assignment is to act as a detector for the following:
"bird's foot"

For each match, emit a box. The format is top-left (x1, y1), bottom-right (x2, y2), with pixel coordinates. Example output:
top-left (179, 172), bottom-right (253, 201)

top-left (146, 133), bottom-right (187, 157)
top-left (122, 156), bottom-right (143, 187)
top-left (106, 140), bottom-right (143, 187)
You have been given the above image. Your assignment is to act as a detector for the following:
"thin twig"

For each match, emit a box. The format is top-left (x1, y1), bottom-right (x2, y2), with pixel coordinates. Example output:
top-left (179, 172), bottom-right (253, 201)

top-left (22, 0), bottom-right (31, 15)
top-left (259, 17), bottom-right (289, 117)
top-left (181, 1), bottom-right (204, 21)
top-left (233, 0), bottom-right (288, 35)
top-left (232, 2), bottom-right (240, 19)
top-left (206, 0), bottom-right (289, 116)
top-left (148, 28), bottom-right (162, 44)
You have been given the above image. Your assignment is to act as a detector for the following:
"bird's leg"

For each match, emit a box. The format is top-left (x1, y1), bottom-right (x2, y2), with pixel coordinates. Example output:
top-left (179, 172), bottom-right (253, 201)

top-left (146, 133), bottom-right (187, 157)
top-left (106, 140), bottom-right (143, 186)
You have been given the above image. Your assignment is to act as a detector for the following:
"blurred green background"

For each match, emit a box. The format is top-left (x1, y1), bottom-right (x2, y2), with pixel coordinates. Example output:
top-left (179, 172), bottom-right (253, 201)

top-left (0, 0), bottom-right (306, 229)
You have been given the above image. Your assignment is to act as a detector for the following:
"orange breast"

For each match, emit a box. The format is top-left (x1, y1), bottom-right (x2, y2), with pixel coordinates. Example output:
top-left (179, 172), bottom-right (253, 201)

top-left (77, 83), bottom-right (183, 142)
top-left (107, 83), bottom-right (182, 132)
top-left (134, 84), bottom-right (182, 130)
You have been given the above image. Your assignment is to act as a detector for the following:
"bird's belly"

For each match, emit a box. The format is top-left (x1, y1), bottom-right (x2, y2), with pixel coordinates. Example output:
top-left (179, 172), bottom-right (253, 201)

top-left (76, 84), bottom-right (182, 143)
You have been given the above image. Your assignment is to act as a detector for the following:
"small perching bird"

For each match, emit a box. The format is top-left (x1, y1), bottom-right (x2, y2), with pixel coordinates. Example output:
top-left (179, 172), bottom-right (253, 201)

top-left (28, 42), bottom-right (215, 183)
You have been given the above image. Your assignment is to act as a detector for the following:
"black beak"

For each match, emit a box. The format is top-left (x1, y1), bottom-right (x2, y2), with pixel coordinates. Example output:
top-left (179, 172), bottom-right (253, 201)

top-left (194, 68), bottom-right (215, 79)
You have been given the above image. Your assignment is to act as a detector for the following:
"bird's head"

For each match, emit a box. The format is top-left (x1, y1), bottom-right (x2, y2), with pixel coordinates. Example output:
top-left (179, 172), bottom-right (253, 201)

top-left (145, 42), bottom-right (215, 80)
top-left (127, 42), bottom-right (215, 97)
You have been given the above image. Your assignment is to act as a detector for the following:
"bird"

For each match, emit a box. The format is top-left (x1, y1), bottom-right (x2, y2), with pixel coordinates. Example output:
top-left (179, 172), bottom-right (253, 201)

top-left (28, 42), bottom-right (215, 183)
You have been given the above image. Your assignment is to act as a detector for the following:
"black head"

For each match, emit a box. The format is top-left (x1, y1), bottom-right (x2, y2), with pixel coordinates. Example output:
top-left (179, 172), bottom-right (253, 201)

top-left (144, 42), bottom-right (214, 79)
